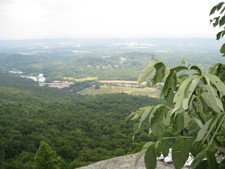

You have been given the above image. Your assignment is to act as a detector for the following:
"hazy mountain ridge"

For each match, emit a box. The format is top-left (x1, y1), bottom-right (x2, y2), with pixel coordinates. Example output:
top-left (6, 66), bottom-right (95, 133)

top-left (0, 38), bottom-right (224, 82)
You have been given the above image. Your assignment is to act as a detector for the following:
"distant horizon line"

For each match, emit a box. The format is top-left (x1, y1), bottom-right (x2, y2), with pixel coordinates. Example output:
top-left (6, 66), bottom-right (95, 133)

top-left (0, 37), bottom-right (217, 41)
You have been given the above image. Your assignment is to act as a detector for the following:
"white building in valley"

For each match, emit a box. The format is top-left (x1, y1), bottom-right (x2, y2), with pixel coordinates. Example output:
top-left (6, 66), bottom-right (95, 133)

top-left (36, 74), bottom-right (46, 82)
top-left (21, 74), bottom-right (46, 82)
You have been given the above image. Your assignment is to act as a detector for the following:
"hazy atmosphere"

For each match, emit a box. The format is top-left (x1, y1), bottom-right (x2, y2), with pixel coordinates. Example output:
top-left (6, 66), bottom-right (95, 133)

top-left (1, 0), bottom-right (225, 169)
top-left (0, 0), bottom-right (217, 39)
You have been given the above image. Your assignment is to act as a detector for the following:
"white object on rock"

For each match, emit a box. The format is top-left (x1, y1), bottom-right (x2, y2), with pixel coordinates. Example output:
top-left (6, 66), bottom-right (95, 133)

top-left (164, 156), bottom-right (173, 164)
top-left (164, 149), bottom-right (172, 164)
top-left (184, 153), bottom-right (194, 167)
top-left (157, 154), bottom-right (164, 161)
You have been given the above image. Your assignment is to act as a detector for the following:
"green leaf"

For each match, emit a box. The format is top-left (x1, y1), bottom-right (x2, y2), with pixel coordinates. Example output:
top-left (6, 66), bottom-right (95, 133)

top-left (220, 44), bottom-right (225, 56)
top-left (221, 6), bottom-right (225, 14)
top-left (208, 113), bottom-right (225, 145)
top-left (195, 119), bottom-right (212, 142)
top-left (148, 105), bottom-right (164, 125)
top-left (195, 160), bottom-right (208, 169)
top-left (151, 122), bottom-right (165, 138)
top-left (172, 113), bottom-right (184, 134)
top-left (190, 66), bottom-right (202, 75)
top-left (135, 149), bottom-right (147, 166)
top-left (183, 112), bottom-right (191, 128)
top-left (207, 151), bottom-right (218, 169)
top-left (144, 145), bottom-right (157, 169)
top-left (190, 141), bottom-right (204, 157)
top-left (161, 70), bottom-right (177, 98)
top-left (162, 140), bottom-right (170, 157)
top-left (191, 149), bottom-right (207, 169)
top-left (172, 76), bottom-right (193, 114)
top-left (196, 95), bottom-right (209, 113)
top-left (148, 107), bottom-right (157, 126)
top-left (135, 142), bottom-right (154, 166)
top-left (139, 107), bottom-right (152, 129)
top-left (217, 2), bottom-right (225, 12)
top-left (172, 139), bottom-right (190, 169)
top-left (156, 139), bottom-right (170, 157)
top-left (150, 105), bottom-right (167, 138)
top-left (201, 92), bottom-right (221, 113)
top-left (213, 17), bottom-right (220, 27)
top-left (193, 117), bottom-right (203, 128)
top-left (131, 113), bottom-right (141, 120)
top-left (152, 62), bottom-right (169, 85)
top-left (154, 140), bottom-right (161, 156)
top-left (164, 89), bottom-right (175, 106)
top-left (210, 7), bottom-right (217, 15)
top-left (219, 15), bottom-right (225, 26)
top-left (133, 123), bottom-right (139, 135)
top-left (130, 107), bottom-right (146, 120)
top-left (178, 74), bottom-right (189, 80)
top-left (208, 63), bottom-right (221, 74)
top-left (162, 110), bottom-right (171, 126)
top-left (216, 30), bottom-right (225, 40)
top-left (209, 2), bottom-right (224, 15)
top-left (202, 114), bottom-right (219, 142)
top-left (205, 77), bottom-right (224, 111)
top-left (216, 64), bottom-right (225, 80)
top-left (138, 62), bottom-right (160, 83)
top-left (183, 76), bottom-right (200, 110)
top-left (173, 66), bottom-right (189, 73)
top-left (205, 73), bottom-right (225, 97)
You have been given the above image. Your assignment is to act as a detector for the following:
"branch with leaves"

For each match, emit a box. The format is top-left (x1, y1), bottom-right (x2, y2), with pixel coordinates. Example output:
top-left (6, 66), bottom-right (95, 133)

top-left (210, 1), bottom-right (225, 56)
top-left (130, 60), bottom-right (225, 169)
top-left (130, 2), bottom-right (225, 169)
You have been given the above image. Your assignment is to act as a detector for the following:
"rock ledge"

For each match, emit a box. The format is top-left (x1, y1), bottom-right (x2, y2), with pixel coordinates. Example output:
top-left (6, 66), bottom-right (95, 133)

top-left (76, 153), bottom-right (177, 169)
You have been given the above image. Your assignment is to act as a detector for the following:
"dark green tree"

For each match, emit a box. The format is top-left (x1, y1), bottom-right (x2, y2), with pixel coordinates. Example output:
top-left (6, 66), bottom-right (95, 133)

top-left (34, 141), bottom-right (62, 169)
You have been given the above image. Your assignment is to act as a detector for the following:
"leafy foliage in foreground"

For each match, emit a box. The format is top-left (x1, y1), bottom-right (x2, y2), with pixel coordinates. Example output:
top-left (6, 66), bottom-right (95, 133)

top-left (0, 73), bottom-right (161, 169)
top-left (130, 60), bottom-right (225, 169)
top-left (130, 2), bottom-right (225, 169)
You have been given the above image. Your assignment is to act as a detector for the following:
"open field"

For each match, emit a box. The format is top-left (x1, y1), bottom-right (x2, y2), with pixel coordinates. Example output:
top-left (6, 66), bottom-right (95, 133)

top-left (64, 76), bottom-right (98, 82)
top-left (99, 80), bottom-right (146, 84)
top-left (79, 85), bottom-right (160, 97)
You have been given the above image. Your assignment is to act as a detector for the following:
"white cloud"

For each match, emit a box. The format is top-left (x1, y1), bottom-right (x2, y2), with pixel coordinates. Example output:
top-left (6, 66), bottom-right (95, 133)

top-left (0, 0), bottom-right (218, 39)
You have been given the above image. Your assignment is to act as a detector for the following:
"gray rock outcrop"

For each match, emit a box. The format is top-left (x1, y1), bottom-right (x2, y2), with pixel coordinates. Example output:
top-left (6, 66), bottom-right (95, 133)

top-left (76, 153), bottom-right (176, 169)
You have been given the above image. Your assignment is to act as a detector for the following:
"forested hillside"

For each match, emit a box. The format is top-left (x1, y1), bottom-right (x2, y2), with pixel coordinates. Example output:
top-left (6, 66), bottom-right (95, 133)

top-left (0, 73), bottom-right (160, 168)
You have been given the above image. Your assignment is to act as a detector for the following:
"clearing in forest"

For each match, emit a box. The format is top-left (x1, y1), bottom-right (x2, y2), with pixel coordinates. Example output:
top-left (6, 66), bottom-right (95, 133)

top-left (79, 85), bottom-right (160, 97)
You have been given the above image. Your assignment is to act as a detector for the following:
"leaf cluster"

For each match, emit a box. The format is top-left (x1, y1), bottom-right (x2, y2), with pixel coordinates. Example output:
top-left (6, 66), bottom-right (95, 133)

top-left (130, 61), bottom-right (225, 169)
top-left (210, 1), bottom-right (225, 56)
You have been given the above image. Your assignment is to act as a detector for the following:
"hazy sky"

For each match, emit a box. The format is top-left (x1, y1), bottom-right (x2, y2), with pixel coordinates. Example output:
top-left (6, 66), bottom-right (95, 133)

top-left (0, 0), bottom-right (219, 40)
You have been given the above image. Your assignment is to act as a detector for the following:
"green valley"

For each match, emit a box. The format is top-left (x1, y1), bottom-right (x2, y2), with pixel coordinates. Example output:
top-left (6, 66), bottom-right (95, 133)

top-left (0, 38), bottom-right (224, 169)
top-left (0, 73), bottom-right (161, 168)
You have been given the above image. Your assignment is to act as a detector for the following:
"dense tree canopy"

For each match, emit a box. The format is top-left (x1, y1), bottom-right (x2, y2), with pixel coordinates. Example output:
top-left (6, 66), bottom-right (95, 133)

top-left (0, 73), bottom-right (161, 168)
top-left (35, 141), bottom-right (62, 169)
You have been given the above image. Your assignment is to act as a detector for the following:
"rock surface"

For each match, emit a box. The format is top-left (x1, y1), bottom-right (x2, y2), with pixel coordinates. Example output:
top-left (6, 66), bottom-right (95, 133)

top-left (76, 154), bottom-right (176, 169)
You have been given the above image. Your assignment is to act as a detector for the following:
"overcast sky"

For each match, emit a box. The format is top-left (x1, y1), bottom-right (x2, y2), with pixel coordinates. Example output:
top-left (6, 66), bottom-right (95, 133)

top-left (0, 0), bottom-right (219, 40)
